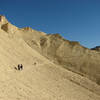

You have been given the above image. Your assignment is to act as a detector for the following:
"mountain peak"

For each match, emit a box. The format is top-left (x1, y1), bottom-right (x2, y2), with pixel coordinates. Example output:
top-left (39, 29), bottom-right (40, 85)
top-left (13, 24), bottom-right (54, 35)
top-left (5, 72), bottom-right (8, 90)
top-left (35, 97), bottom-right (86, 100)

top-left (0, 15), bottom-right (18, 34)
top-left (0, 15), bottom-right (8, 26)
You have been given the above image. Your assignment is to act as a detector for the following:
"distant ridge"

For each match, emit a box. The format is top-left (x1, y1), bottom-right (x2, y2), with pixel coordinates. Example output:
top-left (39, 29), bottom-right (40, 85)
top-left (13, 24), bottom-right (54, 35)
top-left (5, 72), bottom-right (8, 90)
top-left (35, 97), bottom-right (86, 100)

top-left (91, 46), bottom-right (100, 51)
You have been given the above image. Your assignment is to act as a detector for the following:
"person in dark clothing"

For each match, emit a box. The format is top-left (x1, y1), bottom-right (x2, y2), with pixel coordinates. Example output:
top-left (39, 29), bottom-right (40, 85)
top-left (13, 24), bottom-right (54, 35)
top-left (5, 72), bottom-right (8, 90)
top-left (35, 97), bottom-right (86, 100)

top-left (20, 64), bottom-right (23, 70)
top-left (14, 67), bottom-right (17, 70)
top-left (18, 64), bottom-right (21, 70)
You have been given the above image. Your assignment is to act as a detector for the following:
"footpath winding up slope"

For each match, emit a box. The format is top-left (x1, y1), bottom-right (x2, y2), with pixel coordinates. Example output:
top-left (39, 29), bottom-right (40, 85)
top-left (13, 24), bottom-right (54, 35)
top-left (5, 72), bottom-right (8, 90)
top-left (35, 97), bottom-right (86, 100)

top-left (0, 15), bottom-right (100, 100)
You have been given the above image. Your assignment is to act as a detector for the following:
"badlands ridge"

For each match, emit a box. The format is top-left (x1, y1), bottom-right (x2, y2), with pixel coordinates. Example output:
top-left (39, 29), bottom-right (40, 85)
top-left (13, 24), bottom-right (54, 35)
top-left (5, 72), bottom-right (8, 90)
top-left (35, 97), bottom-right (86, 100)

top-left (0, 15), bottom-right (100, 100)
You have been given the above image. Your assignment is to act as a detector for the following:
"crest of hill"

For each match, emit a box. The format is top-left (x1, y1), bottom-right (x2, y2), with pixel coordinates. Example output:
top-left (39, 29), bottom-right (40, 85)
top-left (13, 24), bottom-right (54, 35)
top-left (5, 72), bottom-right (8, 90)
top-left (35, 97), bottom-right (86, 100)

top-left (0, 16), bottom-right (45, 51)
top-left (47, 33), bottom-right (80, 46)
top-left (0, 15), bottom-right (8, 26)
top-left (21, 27), bottom-right (46, 35)
top-left (0, 15), bottom-right (45, 38)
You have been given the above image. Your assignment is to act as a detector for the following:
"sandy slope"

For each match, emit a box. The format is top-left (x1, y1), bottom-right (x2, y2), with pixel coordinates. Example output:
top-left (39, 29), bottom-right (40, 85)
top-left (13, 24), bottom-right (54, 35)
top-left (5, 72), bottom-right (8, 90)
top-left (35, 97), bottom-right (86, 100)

top-left (1, 15), bottom-right (100, 85)
top-left (0, 29), bottom-right (100, 100)
top-left (0, 15), bottom-right (100, 100)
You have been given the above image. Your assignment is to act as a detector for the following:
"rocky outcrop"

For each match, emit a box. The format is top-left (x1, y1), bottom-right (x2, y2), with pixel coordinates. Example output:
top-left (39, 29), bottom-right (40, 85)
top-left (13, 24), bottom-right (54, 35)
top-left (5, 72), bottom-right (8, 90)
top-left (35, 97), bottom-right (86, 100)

top-left (0, 15), bottom-right (18, 38)
top-left (0, 15), bottom-right (8, 27)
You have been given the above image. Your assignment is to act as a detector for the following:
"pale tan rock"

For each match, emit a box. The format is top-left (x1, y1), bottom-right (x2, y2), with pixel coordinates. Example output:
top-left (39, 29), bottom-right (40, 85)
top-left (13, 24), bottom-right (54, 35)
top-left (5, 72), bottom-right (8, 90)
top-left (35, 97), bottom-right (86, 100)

top-left (0, 15), bottom-right (8, 27)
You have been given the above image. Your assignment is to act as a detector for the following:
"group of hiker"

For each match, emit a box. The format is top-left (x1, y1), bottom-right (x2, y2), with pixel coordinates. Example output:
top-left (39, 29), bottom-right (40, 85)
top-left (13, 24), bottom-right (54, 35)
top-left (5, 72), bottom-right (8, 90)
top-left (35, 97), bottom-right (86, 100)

top-left (15, 62), bottom-right (37, 71)
top-left (15, 64), bottom-right (23, 71)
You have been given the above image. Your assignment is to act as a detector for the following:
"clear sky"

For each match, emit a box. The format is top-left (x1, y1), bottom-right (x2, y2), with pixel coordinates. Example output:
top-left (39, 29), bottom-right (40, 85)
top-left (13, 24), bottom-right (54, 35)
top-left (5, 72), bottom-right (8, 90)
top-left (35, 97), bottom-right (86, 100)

top-left (0, 0), bottom-right (100, 48)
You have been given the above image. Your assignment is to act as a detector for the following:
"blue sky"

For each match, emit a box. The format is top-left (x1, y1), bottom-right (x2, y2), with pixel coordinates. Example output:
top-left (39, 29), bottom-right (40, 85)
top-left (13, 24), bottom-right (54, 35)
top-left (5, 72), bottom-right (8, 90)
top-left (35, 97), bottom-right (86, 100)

top-left (0, 0), bottom-right (100, 48)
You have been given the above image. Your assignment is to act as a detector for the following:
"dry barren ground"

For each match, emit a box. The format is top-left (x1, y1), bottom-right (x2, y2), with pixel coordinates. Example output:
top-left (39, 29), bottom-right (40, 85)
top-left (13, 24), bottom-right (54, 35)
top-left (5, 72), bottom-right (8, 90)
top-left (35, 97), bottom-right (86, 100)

top-left (0, 29), bottom-right (100, 100)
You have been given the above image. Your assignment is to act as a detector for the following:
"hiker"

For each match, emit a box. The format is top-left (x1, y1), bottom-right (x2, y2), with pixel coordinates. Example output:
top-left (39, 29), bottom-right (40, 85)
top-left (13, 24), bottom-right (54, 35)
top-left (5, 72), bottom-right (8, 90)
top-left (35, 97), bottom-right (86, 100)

top-left (18, 64), bottom-right (21, 70)
top-left (14, 67), bottom-right (17, 70)
top-left (20, 64), bottom-right (23, 70)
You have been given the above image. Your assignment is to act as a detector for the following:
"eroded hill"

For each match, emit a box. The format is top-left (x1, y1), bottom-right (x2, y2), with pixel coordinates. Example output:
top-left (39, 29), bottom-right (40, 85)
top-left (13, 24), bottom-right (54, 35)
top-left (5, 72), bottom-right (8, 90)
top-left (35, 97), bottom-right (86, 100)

top-left (1, 15), bottom-right (100, 85)
top-left (0, 15), bottom-right (100, 100)
top-left (39, 34), bottom-right (100, 85)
